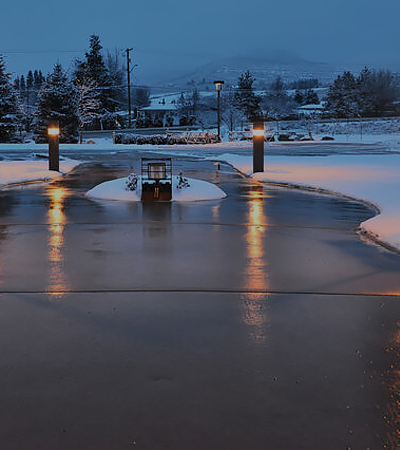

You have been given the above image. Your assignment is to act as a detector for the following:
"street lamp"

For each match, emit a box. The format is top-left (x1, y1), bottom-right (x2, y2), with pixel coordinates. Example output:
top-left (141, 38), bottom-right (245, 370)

top-left (48, 121), bottom-right (60, 172)
top-left (252, 121), bottom-right (264, 173)
top-left (214, 80), bottom-right (224, 141)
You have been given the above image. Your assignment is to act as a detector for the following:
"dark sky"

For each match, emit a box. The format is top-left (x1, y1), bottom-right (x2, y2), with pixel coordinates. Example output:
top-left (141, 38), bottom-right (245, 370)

top-left (1, 0), bottom-right (400, 81)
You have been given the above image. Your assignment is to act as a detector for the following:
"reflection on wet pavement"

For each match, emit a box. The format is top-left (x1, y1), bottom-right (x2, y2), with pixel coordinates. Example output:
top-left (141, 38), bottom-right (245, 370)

top-left (242, 185), bottom-right (270, 343)
top-left (46, 185), bottom-right (69, 297)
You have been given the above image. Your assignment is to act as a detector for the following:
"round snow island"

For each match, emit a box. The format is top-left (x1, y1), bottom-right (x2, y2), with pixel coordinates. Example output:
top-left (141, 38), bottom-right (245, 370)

top-left (85, 175), bottom-right (227, 203)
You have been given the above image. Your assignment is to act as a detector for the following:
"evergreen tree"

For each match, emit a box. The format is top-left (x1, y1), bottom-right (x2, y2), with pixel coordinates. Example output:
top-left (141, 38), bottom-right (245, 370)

top-left (304, 89), bottom-right (319, 105)
top-left (294, 89), bottom-right (304, 104)
top-left (325, 68), bottom-right (398, 118)
top-left (0, 54), bottom-right (19, 142)
top-left (356, 67), bottom-right (375, 116)
top-left (370, 69), bottom-right (397, 115)
top-left (324, 71), bottom-right (358, 117)
top-left (233, 71), bottom-right (262, 121)
top-left (74, 35), bottom-right (119, 128)
top-left (26, 70), bottom-right (34, 104)
top-left (34, 63), bottom-right (79, 143)
top-left (191, 88), bottom-right (199, 116)
top-left (20, 75), bottom-right (26, 100)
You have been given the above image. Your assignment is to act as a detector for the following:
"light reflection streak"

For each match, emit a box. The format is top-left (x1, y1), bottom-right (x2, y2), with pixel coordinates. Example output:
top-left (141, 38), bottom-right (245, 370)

top-left (47, 186), bottom-right (69, 298)
top-left (382, 326), bottom-right (400, 449)
top-left (212, 204), bottom-right (220, 222)
top-left (242, 185), bottom-right (269, 343)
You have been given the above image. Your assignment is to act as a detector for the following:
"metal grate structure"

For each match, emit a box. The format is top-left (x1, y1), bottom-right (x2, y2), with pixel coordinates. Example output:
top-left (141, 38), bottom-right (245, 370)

top-left (140, 157), bottom-right (173, 202)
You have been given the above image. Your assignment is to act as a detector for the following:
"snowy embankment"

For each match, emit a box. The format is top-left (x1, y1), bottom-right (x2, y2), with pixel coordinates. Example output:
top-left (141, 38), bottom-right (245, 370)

top-left (0, 160), bottom-right (80, 186)
top-left (86, 176), bottom-right (226, 202)
top-left (219, 153), bottom-right (400, 252)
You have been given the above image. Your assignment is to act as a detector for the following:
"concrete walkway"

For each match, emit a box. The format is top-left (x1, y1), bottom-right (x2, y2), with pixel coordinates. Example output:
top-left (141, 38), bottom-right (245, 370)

top-left (0, 158), bottom-right (399, 449)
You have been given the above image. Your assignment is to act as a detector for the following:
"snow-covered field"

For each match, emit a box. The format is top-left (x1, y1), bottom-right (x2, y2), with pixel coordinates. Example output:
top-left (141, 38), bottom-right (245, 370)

top-left (219, 153), bottom-right (400, 252)
top-left (86, 175), bottom-right (226, 202)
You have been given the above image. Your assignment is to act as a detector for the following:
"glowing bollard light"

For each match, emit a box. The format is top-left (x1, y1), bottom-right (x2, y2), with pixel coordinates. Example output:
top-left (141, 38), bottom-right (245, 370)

top-left (253, 122), bottom-right (265, 173)
top-left (48, 122), bottom-right (60, 172)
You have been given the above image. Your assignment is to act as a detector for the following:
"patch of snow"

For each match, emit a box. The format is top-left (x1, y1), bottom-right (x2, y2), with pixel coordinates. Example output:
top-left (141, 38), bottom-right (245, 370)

top-left (219, 153), bottom-right (400, 252)
top-left (86, 176), bottom-right (227, 203)
top-left (0, 159), bottom-right (80, 186)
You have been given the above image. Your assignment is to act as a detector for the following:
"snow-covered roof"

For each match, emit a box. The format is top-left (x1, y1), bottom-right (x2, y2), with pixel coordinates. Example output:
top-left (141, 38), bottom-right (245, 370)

top-left (297, 103), bottom-right (324, 110)
top-left (141, 91), bottom-right (215, 112)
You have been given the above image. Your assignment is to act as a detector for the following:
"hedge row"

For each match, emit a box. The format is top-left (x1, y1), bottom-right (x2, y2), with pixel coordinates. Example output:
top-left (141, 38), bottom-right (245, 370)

top-left (115, 133), bottom-right (219, 145)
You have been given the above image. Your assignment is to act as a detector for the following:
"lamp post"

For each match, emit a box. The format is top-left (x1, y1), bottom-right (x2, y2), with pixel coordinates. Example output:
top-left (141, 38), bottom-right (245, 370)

top-left (126, 47), bottom-right (133, 129)
top-left (48, 121), bottom-right (60, 172)
top-left (214, 80), bottom-right (224, 141)
top-left (252, 121), bottom-right (264, 173)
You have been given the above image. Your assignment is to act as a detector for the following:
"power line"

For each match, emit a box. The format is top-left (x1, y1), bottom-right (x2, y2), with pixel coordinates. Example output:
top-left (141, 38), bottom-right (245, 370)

top-left (2, 50), bottom-right (84, 54)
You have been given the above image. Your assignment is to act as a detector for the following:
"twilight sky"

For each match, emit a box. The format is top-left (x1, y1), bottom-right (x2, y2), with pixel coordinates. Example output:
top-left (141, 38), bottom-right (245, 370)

top-left (1, 0), bottom-right (399, 82)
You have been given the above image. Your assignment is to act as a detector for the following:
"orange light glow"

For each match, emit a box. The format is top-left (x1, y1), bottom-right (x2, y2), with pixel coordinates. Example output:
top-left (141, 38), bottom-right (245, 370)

top-left (253, 129), bottom-right (264, 137)
top-left (48, 127), bottom-right (60, 136)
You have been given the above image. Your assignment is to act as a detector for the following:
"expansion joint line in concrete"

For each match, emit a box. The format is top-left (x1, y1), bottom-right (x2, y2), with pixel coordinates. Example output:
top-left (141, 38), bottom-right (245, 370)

top-left (0, 289), bottom-right (398, 298)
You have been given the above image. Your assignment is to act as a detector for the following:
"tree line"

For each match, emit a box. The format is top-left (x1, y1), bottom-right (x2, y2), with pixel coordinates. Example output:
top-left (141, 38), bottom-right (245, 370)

top-left (0, 34), bottom-right (151, 142)
top-left (218, 68), bottom-right (400, 129)
top-left (0, 35), bottom-right (400, 142)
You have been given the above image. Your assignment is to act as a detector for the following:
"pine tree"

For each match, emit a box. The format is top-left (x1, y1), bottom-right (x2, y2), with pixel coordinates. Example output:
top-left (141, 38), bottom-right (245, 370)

top-left (26, 70), bottom-right (34, 105)
top-left (34, 63), bottom-right (79, 143)
top-left (324, 71), bottom-right (358, 117)
top-left (233, 71), bottom-right (262, 121)
top-left (191, 88), bottom-right (199, 116)
top-left (356, 67), bottom-right (375, 116)
top-left (294, 89), bottom-right (304, 104)
top-left (325, 68), bottom-right (398, 118)
top-left (20, 75), bottom-right (26, 101)
top-left (304, 89), bottom-right (319, 105)
top-left (74, 35), bottom-right (119, 129)
top-left (0, 54), bottom-right (19, 142)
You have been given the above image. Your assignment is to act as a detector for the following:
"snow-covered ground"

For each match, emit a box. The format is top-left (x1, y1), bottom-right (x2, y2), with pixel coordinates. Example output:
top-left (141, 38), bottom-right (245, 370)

top-left (0, 159), bottom-right (80, 186)
top-left (219, 153), bottom-right (400, 252)
top-left (86, 175), bottom-right (226, 202)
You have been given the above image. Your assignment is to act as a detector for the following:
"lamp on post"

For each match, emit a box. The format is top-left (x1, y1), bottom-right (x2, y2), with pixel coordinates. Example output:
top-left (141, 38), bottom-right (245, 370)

top-left (252, 121), bottom-right (265, 173)
top-left (48, 121), bottom-right (60, 172)
top-left (213, 80), bottom-right (224, 141)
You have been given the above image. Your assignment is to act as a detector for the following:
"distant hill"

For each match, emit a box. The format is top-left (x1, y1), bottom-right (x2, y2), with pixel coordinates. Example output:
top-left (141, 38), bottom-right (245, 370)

top-left (154, 53), bottom-right (337, 90)
top-left (143, 52), bottom-right (399, 94)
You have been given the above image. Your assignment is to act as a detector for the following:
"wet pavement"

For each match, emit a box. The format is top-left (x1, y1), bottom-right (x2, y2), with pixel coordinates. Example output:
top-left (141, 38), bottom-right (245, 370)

top-left (1, 153), bottom-right (400, 449)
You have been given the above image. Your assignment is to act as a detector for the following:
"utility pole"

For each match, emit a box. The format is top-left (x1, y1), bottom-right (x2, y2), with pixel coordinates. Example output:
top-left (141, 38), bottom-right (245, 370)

top-left (126, 48), bottom-right (133, 128)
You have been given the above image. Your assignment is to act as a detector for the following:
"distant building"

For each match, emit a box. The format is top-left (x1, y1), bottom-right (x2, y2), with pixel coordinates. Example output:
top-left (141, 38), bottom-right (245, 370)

top-left (296, 103), bottom-right (325, 116)
top-left (137, 93), bottom-right (180, 127)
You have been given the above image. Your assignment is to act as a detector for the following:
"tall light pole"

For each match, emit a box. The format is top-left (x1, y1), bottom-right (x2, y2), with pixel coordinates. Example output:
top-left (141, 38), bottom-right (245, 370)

top-left (126, 48), bottom-right (133, 129)
top-left (214, 80), bottom-right (224, 141)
